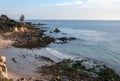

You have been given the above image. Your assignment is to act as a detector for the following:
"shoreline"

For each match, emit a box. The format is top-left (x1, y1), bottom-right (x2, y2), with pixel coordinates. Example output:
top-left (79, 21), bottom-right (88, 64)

top-left (0, 33), bottom-right (60, 81)
top-left (0, 37), bottom-right (23, 80)
top-left (1, 29), bottom-right (120, 81)
top-left (0, 16), bottom-right (120, 80)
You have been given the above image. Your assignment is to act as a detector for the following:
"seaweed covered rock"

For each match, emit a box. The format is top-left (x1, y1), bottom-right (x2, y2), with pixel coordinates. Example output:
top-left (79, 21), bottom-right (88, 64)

top-left (37, 59), bottom-right (120, 81)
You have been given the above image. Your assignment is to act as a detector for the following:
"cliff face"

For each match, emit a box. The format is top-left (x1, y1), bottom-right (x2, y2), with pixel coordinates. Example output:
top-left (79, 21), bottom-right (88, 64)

top-left (0, 56), bottom-right (7, 78)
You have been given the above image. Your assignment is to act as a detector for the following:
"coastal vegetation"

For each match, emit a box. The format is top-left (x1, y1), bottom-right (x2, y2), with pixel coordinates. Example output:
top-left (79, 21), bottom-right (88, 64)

top-left (20, 15), bottom-right (25, 23)
top-left (0, 15), bottom-right (21, 32)
top-left (0, 15), bottom-right (55, 49)
top-left (0, 77), bottom-right (12, 81)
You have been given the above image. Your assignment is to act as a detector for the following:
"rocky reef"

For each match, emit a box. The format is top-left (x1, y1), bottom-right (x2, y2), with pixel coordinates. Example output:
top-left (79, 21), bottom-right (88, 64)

top-left (56, 37), bottom-right (77, 44)
top-left (37, 59), bottom-right (120, 81)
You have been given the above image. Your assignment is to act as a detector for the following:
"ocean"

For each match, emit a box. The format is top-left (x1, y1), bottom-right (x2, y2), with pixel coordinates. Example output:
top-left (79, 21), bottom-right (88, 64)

top-left (3, 20), bottom-right (120, 74)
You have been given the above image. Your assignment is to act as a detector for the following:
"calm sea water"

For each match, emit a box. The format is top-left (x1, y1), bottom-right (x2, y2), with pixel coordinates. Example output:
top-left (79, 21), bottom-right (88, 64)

top-left (12, 20), bottom-right (120, 73)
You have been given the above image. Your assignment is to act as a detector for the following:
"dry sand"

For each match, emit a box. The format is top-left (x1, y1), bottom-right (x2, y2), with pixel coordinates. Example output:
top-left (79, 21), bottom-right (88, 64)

top-left (0, 36), bottom-right (14, 49)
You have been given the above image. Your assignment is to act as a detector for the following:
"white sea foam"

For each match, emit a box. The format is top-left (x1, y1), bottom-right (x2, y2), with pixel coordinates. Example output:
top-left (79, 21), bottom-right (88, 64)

top-left (33, 20), bottom-right (120, 73)
top-left (48, 27), bottom-right (120, 73)
top-left (46, 48), bottom-right (71, 59)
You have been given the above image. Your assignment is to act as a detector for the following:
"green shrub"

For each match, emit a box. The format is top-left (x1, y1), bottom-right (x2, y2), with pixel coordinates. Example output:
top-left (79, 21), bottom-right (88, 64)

top-left (0, 77), bottom-right (13, 81)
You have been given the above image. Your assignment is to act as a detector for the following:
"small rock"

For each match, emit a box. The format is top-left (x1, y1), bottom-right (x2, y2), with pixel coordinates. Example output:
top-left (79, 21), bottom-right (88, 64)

top-left (53, 28), bottom-right (60, 33)
top-left (11, 58), bottom-right (18, 63)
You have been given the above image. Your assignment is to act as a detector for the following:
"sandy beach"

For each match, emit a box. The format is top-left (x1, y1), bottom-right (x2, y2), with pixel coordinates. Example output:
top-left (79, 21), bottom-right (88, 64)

top-left (0, 35), bottom-right (60, 81)
top-left (0, 36), bottom-right (14, 50)
top-left (0, 36), bottom-right (23, 80)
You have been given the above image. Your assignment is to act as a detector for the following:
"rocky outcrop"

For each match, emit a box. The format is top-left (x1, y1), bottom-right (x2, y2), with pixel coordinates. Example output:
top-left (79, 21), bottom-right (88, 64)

top-left (53, 28), bottom-right (60, 33)
top-left (38, 59), bottom-right (120, 81)
top-left (2, 28), bottom-right (55, 49)
top-left (56, 37), bottom-right (77, 44)
top-left (0, 56), bottom-right (7, 78)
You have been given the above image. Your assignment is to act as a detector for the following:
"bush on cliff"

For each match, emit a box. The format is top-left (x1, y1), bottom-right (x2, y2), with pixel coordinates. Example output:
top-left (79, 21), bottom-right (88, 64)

top-left (0, 15), bottom-right (23, 32)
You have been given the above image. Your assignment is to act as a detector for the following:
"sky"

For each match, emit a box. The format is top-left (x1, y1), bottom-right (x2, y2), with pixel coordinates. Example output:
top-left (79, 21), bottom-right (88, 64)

top-left (0, 0), bottom-right (120, 20)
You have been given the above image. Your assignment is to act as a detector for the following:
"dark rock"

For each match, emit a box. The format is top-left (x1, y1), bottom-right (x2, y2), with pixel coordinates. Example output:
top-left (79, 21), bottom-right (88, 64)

top-left (21, 78), bottom-right (24, 80)
top-left (69, 37), bottom-right (77, 40)
top-left (56, 37), bottom-right (77, 44)
top-left (38, 59), bottom-right (120, 81)
top-left (53, 28), bottom-right (60, 33)
top-left (35, 55), bottom-right (54, 62)
top-left (25, 22), bottom-right (32, 26)
top-left (50, 31), bottom-right (52, 33)
top-left (38, 23), bottom-right (46, 25)
top-left (11, 58), bottom-right (17, 63)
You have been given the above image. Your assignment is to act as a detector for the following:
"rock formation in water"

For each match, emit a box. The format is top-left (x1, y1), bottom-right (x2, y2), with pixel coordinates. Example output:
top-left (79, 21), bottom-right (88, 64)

top-left (53, 28), bottom-right (60, 33)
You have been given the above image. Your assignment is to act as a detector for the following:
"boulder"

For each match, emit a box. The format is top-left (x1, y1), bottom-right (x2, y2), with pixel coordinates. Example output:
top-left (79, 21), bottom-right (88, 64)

top-left (53, 28), bottom-right (60, 33)
top-left (14, 27), bottom-right (19, 32)
top-left (0, 56), bottom-right (7, 78)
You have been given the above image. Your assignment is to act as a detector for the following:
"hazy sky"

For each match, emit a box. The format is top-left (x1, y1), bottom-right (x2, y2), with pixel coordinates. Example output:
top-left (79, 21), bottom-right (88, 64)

top-left (1, 0), bottom-right (120, 20)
